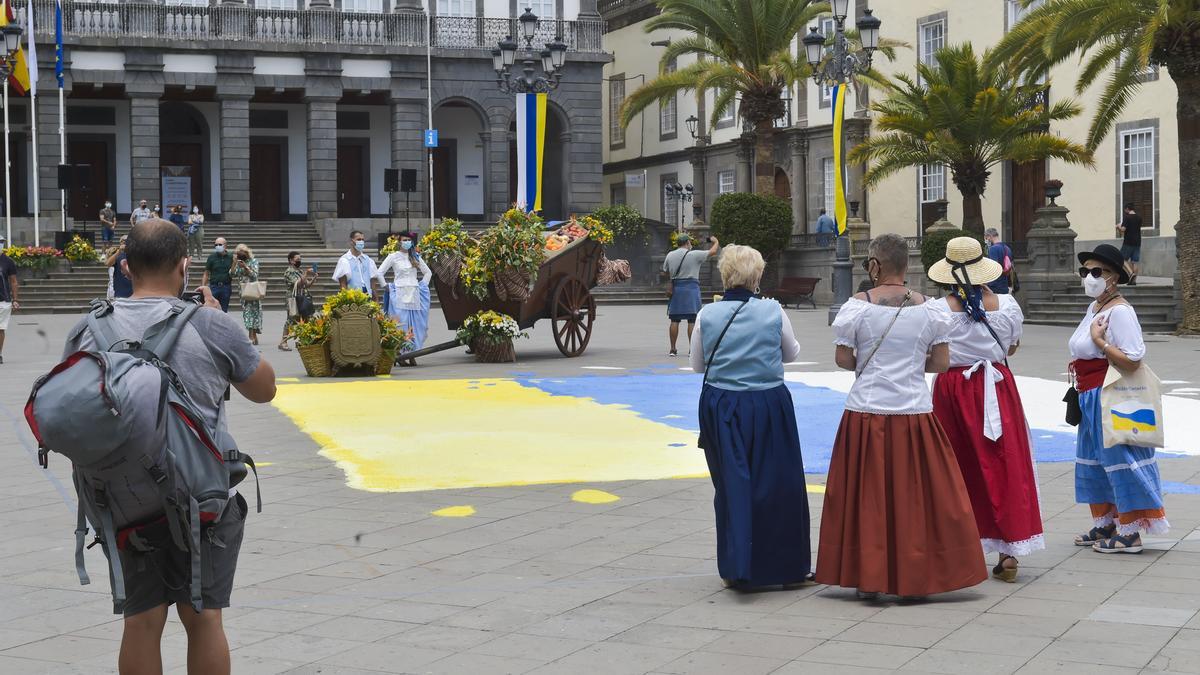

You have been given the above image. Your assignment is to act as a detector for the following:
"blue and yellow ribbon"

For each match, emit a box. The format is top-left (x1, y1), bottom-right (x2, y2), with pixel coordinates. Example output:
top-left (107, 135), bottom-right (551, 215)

top-left (831, 83), bottom-right (848, 235)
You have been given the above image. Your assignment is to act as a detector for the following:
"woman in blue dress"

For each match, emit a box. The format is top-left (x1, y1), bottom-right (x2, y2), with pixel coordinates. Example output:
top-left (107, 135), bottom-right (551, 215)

top-left (690, 244), bottom-right (810, 589)
top-left (377, 232), bottom-right (432, 363)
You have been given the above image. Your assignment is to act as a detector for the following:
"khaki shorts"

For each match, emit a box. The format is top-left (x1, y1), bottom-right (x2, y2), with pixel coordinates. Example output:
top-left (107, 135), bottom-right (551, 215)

top-left (0, 301), bottom-right (11, 330)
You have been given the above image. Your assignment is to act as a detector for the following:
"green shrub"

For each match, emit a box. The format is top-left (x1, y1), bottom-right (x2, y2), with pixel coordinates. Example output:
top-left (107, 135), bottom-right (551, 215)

top-left (709, 193), bottom-right (792, 259)
top-left (920, 227), bottom-right (985, 273)
top-left (592, 204), bottom-right (648, 244)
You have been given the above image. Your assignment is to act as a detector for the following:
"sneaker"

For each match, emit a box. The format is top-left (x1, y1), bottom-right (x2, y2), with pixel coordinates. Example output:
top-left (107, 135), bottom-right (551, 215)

top-left (0, 355), bottom-right (4, 364)
top-left (668, 349), bottom-right (678, 357)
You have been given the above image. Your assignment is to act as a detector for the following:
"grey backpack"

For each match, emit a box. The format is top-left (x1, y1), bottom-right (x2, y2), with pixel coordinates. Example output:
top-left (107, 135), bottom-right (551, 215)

top-left (24, 299), bottom-right (260, 612)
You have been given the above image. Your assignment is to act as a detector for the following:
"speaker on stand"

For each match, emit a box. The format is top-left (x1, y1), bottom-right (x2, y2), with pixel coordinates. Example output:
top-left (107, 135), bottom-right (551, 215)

top-left (400, 169), bottom-right (417, 232)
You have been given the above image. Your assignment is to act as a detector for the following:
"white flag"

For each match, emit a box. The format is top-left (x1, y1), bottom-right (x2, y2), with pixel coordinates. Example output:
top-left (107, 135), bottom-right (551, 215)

top-left (26, 0), bottom-right (38, 95)
top-left (624, 172), bottom-right (645, 188)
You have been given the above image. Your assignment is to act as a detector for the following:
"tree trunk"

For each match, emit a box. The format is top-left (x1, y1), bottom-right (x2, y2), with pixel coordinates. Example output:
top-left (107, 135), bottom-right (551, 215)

top-left (960, 190), bottom-right (985, 236)
top-left (1174, 71), bottom-right (1200, 333)
top-left (754, 119), bottom-right (776, 196)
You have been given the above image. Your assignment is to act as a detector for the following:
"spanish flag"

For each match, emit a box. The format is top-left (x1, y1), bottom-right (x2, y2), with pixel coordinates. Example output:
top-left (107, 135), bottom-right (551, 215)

top-left (0, 1), bottom-right (31, 96)
top-left (515, 92), bottom-right (547, 213)
top-left (831, 83), bottom-right (848, 235)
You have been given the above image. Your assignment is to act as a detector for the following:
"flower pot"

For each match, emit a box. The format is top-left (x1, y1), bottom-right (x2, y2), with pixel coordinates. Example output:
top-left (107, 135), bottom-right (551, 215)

top-left (471, 337), bottom-right (516, 363)
top-left (375, 349), bottom-right (396, 376)
top-left (297, 342), bottom-right (333, 377)
top-left (15, 267), bottom-right (33, 282)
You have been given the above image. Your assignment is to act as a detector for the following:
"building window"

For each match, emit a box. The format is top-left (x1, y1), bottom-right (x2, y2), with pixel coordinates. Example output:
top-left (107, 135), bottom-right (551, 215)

top-left (821, 158), bottom-right (835, 215)
top-left (164, 0), bottom-right (209, 5)
top-left (920, 164), bottom-right (946, 203)
top-left (1120, 128), bottom-right (1155, 228)
top-left (715, 88), bottom-right (735, 126)
top-left (436, 0), bottom-right (475, 16)
top-left (255, 0), bottom-right (294, 9)
top-left (818, 16), bottom-right (836, 106)
top-left (718, 170), bottom-right (735, 194)
top-left (660, 59), bottom-right (677, 139)
top-left (661, 175), bottom-right (679, 226)
top-left (1006, 0), bottom-right (1043, 28)
top-left (918, 17), bottom-right (945, 69)
top-left (610, 183), bottom-right (626, 206)
top-left (341, 0), bottom-right (384, 12)
top-left (525, 0), bottom-right (555, 20)
top-left (609, 76), bottom-right (626, 148)
top-left (774, 86), bottom-right (792, 129)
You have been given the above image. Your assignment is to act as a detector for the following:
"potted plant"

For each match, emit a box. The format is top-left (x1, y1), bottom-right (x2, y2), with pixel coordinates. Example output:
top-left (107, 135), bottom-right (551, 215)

top-left (63, 235), bottom-right (100, 268)
top-left (5, 245), bottom-right (64, 279)
top-left (455, 310), bottom-right (526, 363)
top-left (420, 218), bottom-right (470, 288)
top-left (377, 316), bottom-right (415, 375)
top-left (288, 315), bottom-right (332, 377)
top-left (474, 208), bottom-right (546, 301)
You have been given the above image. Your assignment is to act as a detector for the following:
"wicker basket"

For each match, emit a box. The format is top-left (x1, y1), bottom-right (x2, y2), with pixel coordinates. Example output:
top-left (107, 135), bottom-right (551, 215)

top-left (297, 342), bottom-right (332, 377)
top-left (596, 254), bottom-right (632, 285)
top-left (429, 253), bottom-right (463, 288)
top-left (471, 337), bottom-right (516, 363)
top-left (493, 267), bottom-right (531, 302)
top-left (375, 349), bottom-right (396, 376)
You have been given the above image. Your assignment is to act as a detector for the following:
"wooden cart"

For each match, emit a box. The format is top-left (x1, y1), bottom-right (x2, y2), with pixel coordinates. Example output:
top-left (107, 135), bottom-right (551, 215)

top-left (430, 238), bottom-right (602, 357)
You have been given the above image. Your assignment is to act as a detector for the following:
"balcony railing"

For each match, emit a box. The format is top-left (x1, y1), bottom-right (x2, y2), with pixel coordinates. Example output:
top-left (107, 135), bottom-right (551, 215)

top-left (12, 1), bottom-right (604, 52)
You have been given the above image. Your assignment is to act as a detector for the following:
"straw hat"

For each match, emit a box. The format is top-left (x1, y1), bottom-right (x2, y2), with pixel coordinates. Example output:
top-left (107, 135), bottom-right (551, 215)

top-left (927, 236), bottom-right (1003, 286)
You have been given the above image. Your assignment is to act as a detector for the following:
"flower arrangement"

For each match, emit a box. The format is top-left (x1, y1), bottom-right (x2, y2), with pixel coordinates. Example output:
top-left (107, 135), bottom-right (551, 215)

top-left (472, 210), bottom-right (546, 300)
top-left (322, 288), bottom-right (377, 317)
top-left (379, 235), bottom-right (402, 259)
top-left (454, 310), bottom-right (526, 345)
top-left (2, 245), bottom-right (63, 271)
top-left (380, 317), bottom-right (416, 353)
top-left (420, 218), bottom-right (468, 260)
top-left (459, 245), bottom-right (493, 301)
top-left (580, 215), bottom-right (613, 245)
top-left (288, 315), bottom-right (329, 346)
top-left (63, 235), bottom-right (100, 263)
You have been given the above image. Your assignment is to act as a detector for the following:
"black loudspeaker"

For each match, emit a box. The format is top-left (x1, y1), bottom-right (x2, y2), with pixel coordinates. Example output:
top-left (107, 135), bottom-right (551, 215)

top-left (57, 163), bottom-right (73, 187)
top-left (384, 168), bottom-right (399, 193)
top-left (400, 168), bottom-right (417, 193)
top-left (76, 164), bottom-right (92, 190)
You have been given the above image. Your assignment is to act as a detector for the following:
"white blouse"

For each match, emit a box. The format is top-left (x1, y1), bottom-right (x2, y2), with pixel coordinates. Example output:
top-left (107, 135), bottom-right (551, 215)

top-left (376, 252), bottom-right (432, 307)
top-left (1068, 303), bottom-right (1146, 362)
top-left (929, 294), bottom-right (1024, 367)
top-left (832, 298), bottom-right (952, 415)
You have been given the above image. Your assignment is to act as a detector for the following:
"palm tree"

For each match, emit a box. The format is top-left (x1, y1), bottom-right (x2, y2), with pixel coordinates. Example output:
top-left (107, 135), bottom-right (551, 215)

top-left (849, 42), bottom-right (1093, 235)
top-left (617, 0), bottom-right (826, 196)
top-left (990, 0), bottom-right (1200, 332)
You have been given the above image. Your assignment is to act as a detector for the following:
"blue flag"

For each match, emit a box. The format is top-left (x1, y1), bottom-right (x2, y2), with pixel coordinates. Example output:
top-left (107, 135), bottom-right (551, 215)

top-left (54, 0), bottom-right (63, 88)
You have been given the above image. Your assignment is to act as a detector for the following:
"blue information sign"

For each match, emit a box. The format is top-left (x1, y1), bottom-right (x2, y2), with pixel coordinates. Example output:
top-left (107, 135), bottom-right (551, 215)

top-left (424, 129), bottom-right (438, 148)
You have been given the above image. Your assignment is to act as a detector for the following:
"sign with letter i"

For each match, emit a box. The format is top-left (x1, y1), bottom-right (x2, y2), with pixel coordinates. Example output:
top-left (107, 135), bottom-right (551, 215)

top-left (424, 129), bottom-right (438, 148)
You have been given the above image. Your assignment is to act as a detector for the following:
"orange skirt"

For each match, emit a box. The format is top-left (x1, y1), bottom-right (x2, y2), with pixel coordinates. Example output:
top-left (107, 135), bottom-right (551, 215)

top-left (816, 410), bottom-right (988, 596)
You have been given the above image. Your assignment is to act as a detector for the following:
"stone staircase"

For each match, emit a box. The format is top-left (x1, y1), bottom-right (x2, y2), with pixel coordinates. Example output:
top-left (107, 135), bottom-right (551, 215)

top-left (16, 222), bottom-right (677, 314)
top-left (1024, 282), bottom-right (1180, 333)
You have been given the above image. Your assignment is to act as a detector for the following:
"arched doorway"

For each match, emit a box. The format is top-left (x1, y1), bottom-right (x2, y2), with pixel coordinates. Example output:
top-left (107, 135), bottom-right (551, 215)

top-left (508, 104), bottom-right (567, 220)
top-left (431, 99), bottom-right (488, 220)
top-left (774, 167), bottom-right (790, 201)
top-left (159, 101), bottom-right (210, 215)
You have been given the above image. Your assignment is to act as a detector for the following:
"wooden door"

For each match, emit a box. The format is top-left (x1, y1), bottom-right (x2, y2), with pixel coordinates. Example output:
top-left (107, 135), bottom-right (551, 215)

top-left (432, 142), bottom-right (456, 218)
top-left (249, 143), bottom-right (282, 221)
top-left (159, 142), bottom-right (204, 212)
top-left (67, 140), bottom-right (110, 223)
top-left (337, 143), bottom-right (365, 218)
top-left (1010, 160), bottom-right (1046, 243)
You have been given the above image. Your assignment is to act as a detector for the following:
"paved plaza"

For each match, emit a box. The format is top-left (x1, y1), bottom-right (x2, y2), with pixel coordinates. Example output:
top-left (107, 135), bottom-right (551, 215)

top-left (3, 305), bottom-right (1200, 674)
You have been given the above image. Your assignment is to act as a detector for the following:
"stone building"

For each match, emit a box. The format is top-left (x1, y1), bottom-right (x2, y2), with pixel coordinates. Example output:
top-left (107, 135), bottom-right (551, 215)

top-left (4, 0), bottom-right (605, 244)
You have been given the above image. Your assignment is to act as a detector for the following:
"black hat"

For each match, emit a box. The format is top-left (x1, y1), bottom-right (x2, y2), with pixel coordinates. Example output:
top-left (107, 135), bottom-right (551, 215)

top-left (1078, 244), bottom-right (1130, 284)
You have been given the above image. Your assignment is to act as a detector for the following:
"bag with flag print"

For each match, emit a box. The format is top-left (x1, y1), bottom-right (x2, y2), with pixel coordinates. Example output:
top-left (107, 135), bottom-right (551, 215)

top-left (1100, 363), bottom-right (1165, 448)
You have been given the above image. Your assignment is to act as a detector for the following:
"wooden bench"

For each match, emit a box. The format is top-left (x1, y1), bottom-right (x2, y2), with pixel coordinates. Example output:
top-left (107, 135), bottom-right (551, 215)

top-left (773, 276), bottom-right (820, 309)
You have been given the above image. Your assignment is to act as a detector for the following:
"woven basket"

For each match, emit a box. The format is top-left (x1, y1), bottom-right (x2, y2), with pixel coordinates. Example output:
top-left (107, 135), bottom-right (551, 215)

top-left (596, 255), bottom-right (632, 285)
top-left (493, 267), bottom-right (531, 302)
top-left (429, 253), bottom-right (463, 288)
top-left (471, 337), bottom-right (516, 363)
top-left (298, 343), bottom-right (332, 377)
top-left (375, 349), bottom-right (396, 376)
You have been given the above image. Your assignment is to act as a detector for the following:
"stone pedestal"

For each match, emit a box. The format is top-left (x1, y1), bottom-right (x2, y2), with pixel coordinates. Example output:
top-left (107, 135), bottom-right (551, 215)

top-left (846, 214), bottom-right (871, 293)
top-left (1022, 202), bottom-right (1079, 306)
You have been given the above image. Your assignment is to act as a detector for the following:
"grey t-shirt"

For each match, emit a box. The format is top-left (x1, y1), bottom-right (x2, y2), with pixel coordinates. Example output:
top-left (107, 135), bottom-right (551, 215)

top-left (662, 248), bottom-right (709, 280)
top-left (63, 298), bottom-right (261, 432)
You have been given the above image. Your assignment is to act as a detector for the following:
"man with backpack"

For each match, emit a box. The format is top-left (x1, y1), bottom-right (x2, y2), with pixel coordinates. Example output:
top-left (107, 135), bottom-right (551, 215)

top-left (984, 228), bottom-right (1017, 295)
top-left (48, 219), bottom-right (276, 674)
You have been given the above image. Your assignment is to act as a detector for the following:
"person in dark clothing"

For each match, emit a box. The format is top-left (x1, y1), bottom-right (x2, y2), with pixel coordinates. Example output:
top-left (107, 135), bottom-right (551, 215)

top-left (201, 237), bottom-right (234, 312)
top-left (106, 235), bottom-right (134, 299)
top-left (1117, 202), bottom-right (1144, 285)
top-left (167, 205), bottom-right (187, 233)
top-left (0, 238), bottom-right (18, 364)
top-left (984, 228), bottom-right (1014, 294)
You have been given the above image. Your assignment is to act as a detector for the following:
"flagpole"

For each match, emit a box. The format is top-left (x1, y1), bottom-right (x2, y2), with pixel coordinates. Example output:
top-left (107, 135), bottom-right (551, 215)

top-left (57, 83), bottom-right (63, 231)
top-left (425, 10), bottom-right (434, 229)
top-left (30, 91), bottom-right (38, 246)
top-left (3, 77), bottom-right (10, 246)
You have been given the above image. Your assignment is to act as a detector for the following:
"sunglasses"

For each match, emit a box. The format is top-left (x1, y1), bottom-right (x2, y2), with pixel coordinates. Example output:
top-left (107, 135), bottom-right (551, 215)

top-left (861, 257), bottom-right (879, 272)
top-left (1078, 266), bottom-right (1107, 279)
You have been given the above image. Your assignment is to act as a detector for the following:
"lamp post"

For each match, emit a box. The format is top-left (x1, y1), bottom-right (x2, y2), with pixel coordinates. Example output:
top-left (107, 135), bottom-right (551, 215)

top-left (664, 182), bottom-right (693, 232)
top-left (802, 4), bottom-right (881, 325)
top-left (493, 8), bottom-right (568, 94)
top-left (684, 115), bottom-right (710, 145)
top-left (1, 22), bottom-right (22, 245)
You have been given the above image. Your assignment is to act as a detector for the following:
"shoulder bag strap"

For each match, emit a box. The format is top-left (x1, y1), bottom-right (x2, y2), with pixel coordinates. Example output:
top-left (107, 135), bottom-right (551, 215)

top-left (672, 251), bottom-right (687, 280)
top-left (85, 299), bottom-right (123, 352)
top-left (857, 291), bottom-right (911, 374)
top-left (140, 302), bottom-right (201, 359)
top-left (702, 300), bottom-right (750, 386)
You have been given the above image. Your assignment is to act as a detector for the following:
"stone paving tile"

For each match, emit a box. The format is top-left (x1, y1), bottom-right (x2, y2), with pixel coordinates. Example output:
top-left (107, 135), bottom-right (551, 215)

top-left (792, 640), bottom-right (925, 669)
top-left (607, 623), bottom-right (726, 651)
top-left (1014, 654), bottom-right (1140, 674)
top-left (773, 662), bottom-right (892, 675)
top-left (316, 643), bottom-right (454, 672)
top-left (1035, 638), bottom-right (1164, 669)
top-left (468, 633), bottom-right (592, 662)
top-left (837, 620), bottom-right (958, 649)
top-left (538, 642), bottom-right (688, 674)
top-left (235, 632), bottom-right (365, 664)
top-left (898, 648), bottom-right (1028, 675)
top-left (420, 651), bottom-right (545, 674)
top-left (655, 649), bottom-right (789, 675)
top-left (699, 630), bottom-right (822, 660)
top-left (0, 634), bottom-right (118, 664)
top-left (932, 622), bottom-right (1053, 658)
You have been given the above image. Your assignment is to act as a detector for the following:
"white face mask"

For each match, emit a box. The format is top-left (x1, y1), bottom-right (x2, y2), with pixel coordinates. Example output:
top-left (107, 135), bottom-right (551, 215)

top-left (193, 207), bottom-right (200, 214)
top-left (104, 202), bottom-right (112, 209)
top-left (1082, 274), bottom-right (1108, 298)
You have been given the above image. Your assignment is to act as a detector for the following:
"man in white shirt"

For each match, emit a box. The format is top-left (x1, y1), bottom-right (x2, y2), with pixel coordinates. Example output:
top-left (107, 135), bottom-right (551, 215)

top-left (332, 230), bottom-right (381, 301)
top-left (130, 199), bottom-right (153, 227)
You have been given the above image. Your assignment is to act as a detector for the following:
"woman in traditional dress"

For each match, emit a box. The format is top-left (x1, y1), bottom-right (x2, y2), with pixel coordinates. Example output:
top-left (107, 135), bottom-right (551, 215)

top-left (230, 243), bottom-right (262, 345)
top-left (377, 232), bottom-right (432, 360)
top-left (817, 233), bottom-right (986, 599)
top-left (928, 237), bottom-right (1044, 582)
top-left (1070, 244), bottom-right (1164, 553)
top-left (690, 244), bottom-right (810, 589)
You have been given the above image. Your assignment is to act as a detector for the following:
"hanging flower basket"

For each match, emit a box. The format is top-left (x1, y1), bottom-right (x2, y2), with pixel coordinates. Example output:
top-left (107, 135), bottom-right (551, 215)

top-left (493, 267), bottom-right (531, 302)
top-left (471, 336), bottom-right (516, 363)
top-left (429, 253), bottom-right (463, 288)
top-left (298, 342), bottom-right (332, 377)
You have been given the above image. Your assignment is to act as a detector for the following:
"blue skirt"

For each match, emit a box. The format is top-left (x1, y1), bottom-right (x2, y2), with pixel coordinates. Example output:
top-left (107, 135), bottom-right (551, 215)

top-left (668, 278), bottom-right (702, 318)
top-left (698, 383), bottom-right (812, 586)
top-left (388, 283), bottom-right (431, 350)
top-left (1075, 387), bottom-right (1168, 534)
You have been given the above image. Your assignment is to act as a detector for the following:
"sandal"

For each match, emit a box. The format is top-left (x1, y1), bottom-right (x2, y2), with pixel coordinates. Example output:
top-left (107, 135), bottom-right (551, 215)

top-left (277, 342), bottom-right (292, 351)
top-left (1094, 533), bottom-right (1143, 554)
top-left (992, 554), bottom-right (1018, 583)
top-left (1074, 523), bottom-right (1116, 546)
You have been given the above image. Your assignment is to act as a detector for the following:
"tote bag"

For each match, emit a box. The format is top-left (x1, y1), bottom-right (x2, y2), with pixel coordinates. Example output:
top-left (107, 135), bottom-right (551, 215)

top-left (240, 280), bottom-right (268, 301)
top-left (1101, 364), bottom-right (1165, 448)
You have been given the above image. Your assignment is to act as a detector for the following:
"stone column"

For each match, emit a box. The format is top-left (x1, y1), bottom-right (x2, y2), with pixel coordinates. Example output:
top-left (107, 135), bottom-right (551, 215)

top-left (486, 127), bottom-right (510, 220)
top-left (559, 130), bottom-right (574, 214)
top-left (735, 134), bottom-right (753, 193)
top-left (129, 96), bottom-right (162, 209)
top-left (788, 132), bottom-right (807, 234)
top-left (219, 97), bottom-right (252, 222)
top-left (1022, 190), bottom-right (1079, 307)
top-left (844, 119), bottom-right (869, 221)
top-left (390, 96), bottom-right (427, 224)
top-left (36, 82), bottom-right (64, 221)
top-left (306, 97), bottom-right (339, 221)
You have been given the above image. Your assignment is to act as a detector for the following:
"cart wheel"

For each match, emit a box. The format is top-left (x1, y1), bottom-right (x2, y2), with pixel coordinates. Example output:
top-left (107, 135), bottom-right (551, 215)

top-left (551, 277), bottom-right (596, 357)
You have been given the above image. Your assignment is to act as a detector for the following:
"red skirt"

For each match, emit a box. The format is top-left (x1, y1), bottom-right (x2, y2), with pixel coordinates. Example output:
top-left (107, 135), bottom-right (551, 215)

top-left (816, 411), bottom-right (987, 596)
top-left (933, 364), bottom-right (1044, 556)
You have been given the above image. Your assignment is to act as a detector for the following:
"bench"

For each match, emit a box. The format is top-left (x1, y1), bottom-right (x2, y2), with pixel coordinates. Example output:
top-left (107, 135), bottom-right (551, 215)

top-left (773, 276), bottom-right (820, 309)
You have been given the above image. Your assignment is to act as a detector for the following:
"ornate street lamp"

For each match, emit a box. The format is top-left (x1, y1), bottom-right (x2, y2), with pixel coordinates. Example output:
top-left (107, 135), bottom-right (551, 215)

top-left (664, 182), bottom-right (693, 232)
top-left (494, 9), bottom-right (568, 94)
top-left (1, 22), bottom-right (22, 245)
top-left (684, 114), bottom-right (710, 145)
top-left (804, 7), bottom-right (883, 325)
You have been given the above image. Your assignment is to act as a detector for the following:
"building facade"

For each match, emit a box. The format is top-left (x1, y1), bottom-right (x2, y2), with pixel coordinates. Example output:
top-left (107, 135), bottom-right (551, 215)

top-left (4, 0), bottom-right (605, 244)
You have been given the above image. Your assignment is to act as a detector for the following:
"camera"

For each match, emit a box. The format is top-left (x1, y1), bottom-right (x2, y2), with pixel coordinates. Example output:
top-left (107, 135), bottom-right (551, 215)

top-left (181, 291), bottom-right (204, 306)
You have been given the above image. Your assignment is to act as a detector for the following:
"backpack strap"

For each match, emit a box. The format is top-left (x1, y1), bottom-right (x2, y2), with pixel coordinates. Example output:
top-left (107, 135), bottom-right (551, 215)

top-left (140, 301), bottom-right (201, 359)
top-left (74, 501), bottom-right (91, 588)
top-left (187, 496), bottom-right (203, 612)
top-left (91, 482), bottom-right (127, 608)
top-left (85, 300), bottom-right (124, 352)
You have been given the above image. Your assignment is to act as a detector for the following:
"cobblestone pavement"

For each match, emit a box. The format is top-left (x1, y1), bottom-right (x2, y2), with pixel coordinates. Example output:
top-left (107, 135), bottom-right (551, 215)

top-left (2, 305), bottom-right (1200, 674)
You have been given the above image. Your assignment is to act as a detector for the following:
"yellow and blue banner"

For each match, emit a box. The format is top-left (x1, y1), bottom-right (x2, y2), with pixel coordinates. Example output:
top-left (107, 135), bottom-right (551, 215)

top-left (515, 92), bottom-right (547, 213)
top-left (0, 1), bottom-right (31, 96)
top-left (831, 83), bottom-right (848, 235)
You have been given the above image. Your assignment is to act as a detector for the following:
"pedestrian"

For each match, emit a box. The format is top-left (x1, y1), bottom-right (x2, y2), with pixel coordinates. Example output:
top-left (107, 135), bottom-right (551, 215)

top-left (99, 200), bottom-right (117, 244)
top-left (690, 244), bottom-right (811, 589)
top-left (60, 218), bottom-right (276, 675)
top-left (187, 206), bottom-right (205, 259)
top-left (377, 232), bottom-right (432, 358)
top-left (1071, 244), bottom-right (1164, 553)
top-left (663, 232), bottom-right (719, 357)
top-left (201, 237), bottom-right (233, 312)
top-left (168, 205), bottom-right (187, 233)
top-left (333, 230), bottom-right (382, 301)
top-left (230, 244), bottom-right (262, 345)
top-left (983, 228), bottom-right (1016, 295)
top-left (106, 235), bottom-right (133, 300)
top-left (817, 233), bottom-right (987, 599)
top-left (928, 236), bottom-right (1044, 583)
top-left (0, 237), bottom-right (19, 365)
top-left (1117, 202), bottom-right (1143, 285)
top-left (279, 251), bottom-right (316, 351)
top-left (130, 199), bottom-right (152, 228)
top-left (815, 208), bottom-right (837, 247)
